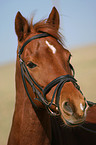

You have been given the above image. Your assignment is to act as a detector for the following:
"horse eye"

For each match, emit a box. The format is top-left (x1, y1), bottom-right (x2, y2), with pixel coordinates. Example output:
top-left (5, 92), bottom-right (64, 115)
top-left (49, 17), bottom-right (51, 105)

top-left (27, 61), bottom-right (37, 68)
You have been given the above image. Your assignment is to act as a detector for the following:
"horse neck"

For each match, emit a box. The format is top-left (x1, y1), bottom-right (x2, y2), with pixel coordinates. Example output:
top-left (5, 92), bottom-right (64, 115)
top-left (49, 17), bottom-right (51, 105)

top-left (7, 57), bottom-right (51, 145)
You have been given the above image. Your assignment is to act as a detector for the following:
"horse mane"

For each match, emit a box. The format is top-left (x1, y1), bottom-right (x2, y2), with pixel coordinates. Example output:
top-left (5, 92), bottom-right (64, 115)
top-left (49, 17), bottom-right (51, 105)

top-left (30, 18), bottom-right (64, 45)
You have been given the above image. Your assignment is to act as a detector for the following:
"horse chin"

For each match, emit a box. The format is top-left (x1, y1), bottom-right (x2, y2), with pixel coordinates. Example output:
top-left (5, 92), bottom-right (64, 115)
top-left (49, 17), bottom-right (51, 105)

top-left (61, 114), bottom-right (85, 127)
top-left (64, 119), bottom-right (85, 127)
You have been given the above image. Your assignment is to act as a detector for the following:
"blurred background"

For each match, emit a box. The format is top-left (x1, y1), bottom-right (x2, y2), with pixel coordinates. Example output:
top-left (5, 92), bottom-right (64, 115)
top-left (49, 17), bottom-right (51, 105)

top-left (0, 0), bottom-right (96, 144)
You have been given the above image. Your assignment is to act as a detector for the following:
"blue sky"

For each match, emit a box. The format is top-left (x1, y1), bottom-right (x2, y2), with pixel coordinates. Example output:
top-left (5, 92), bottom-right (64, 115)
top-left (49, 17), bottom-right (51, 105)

top-left (0, 0), bottom-right (96, 64)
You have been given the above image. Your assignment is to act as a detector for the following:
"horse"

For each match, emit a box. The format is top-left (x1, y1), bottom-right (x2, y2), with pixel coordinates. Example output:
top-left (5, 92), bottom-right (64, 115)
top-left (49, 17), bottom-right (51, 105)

top-left (7, 7), bottom-right (96, 145)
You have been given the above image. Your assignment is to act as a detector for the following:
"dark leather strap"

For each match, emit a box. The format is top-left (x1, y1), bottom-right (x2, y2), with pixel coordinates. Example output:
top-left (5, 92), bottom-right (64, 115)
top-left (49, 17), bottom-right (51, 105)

top-left (19, 33), bottom-right (50, 56)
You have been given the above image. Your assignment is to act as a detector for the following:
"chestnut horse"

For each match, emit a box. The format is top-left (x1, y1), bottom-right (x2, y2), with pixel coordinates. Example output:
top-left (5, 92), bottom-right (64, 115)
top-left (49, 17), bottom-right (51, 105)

top-left (7, 7), bottom-right (96, 145)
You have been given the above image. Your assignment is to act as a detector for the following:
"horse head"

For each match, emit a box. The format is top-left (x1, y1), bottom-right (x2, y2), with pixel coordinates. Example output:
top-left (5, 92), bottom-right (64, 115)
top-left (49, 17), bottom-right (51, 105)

top-left (15, 7), bottom-right (88, 127)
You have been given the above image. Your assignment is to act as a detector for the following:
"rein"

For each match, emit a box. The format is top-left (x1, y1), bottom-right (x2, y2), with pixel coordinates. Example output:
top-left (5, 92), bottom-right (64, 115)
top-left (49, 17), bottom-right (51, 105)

top-left (18, 32), bottom-right (96, 133)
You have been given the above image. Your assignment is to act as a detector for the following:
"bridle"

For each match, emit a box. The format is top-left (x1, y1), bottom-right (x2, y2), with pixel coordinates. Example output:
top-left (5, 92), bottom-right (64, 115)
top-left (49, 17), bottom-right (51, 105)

top-left (18, 32), bottom-right (84, 116)
top-left (18, 32), bottom-right (96, 134)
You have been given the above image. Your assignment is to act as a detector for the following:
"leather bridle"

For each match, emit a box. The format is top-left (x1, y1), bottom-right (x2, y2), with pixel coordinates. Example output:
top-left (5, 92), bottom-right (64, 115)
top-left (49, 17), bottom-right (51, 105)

top-left (18, 32), bottom-right (96, 134)
top-left (18, 32), bottom-right (84, 116)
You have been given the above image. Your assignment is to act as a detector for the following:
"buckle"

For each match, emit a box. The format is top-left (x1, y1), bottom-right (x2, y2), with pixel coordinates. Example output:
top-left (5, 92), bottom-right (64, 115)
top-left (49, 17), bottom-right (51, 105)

top-left (19, 58), bottom-right (23, 64)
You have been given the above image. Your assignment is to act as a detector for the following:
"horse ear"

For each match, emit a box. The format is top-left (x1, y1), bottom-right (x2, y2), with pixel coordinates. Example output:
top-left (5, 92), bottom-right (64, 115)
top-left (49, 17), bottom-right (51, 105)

top-left (47, 7), bottom-right (60, 30)
top-left (15, 12), bottom-right (29, 41)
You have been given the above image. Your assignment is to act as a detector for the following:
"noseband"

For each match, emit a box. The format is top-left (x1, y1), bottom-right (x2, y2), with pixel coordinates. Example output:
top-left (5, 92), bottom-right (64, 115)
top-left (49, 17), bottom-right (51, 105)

top-left (18, 33), bottom-right (83, 116)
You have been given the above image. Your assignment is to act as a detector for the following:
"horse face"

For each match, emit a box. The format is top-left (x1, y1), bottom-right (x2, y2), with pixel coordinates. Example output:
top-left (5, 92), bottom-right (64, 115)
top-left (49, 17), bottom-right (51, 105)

top-left (15, 7), bottom-right (88, 126)
top-left (21, 35), bottom-right (88, 126)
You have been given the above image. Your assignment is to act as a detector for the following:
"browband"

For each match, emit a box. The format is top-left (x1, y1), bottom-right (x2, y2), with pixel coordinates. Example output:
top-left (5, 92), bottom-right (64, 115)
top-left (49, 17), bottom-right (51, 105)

top-left (19, 33), bottom-right (50, 56)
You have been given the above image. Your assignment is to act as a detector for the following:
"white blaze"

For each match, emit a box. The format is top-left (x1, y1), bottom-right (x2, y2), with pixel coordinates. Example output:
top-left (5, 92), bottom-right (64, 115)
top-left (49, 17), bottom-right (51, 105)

top-left (45, 40), bottom-right (56, 54)
top-left (80, 103), bottom-right (84, 111)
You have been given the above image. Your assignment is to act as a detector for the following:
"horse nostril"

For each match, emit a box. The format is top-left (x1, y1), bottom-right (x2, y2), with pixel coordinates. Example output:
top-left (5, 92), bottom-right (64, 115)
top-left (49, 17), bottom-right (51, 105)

top-left (62, 101), bottom-right (73, 115)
